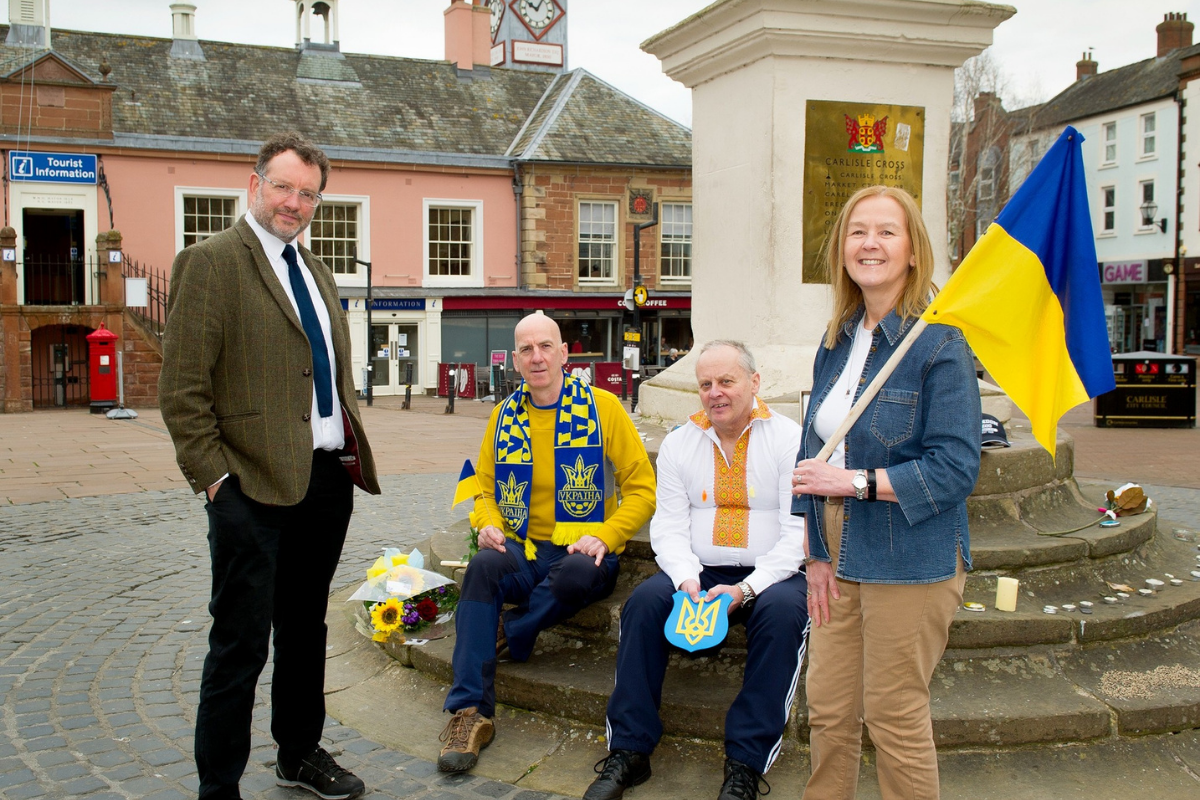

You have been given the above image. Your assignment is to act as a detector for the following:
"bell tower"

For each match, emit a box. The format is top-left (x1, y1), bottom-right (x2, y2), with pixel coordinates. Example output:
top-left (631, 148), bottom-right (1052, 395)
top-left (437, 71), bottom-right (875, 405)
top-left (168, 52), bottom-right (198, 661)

top-left (292, 0), bottom-right (340, 52)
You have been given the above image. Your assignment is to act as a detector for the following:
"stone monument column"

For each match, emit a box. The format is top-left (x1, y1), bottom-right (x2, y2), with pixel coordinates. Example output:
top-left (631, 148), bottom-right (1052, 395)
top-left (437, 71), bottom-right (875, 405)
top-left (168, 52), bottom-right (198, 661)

top-left (639, 0), bottom-right (1014, 423)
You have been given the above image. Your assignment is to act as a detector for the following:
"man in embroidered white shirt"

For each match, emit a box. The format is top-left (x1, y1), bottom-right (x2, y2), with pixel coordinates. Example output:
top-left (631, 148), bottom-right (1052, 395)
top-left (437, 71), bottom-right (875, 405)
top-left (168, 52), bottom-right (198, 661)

top-left (584, 340), bottom-right (810, 800)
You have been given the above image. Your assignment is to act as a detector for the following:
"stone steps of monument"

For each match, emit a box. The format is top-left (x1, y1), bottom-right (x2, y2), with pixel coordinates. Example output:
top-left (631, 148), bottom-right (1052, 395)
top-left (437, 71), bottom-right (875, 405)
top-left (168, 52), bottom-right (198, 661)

top-left (431, 505), bottom-right (1198, 652)
top-left (399, 613), bottom-right (1200, 749)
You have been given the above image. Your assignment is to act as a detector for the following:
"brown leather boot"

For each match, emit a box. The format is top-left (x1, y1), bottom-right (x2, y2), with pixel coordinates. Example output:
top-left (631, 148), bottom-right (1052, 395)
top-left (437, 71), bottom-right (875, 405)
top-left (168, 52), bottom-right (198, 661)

top-left (437, 707), bottom-right (495, 773)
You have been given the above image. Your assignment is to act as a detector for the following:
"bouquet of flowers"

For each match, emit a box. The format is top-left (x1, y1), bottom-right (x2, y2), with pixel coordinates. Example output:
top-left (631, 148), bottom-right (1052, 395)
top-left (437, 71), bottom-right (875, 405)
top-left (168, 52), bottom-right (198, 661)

top-left (348, 548), bottom-right (459, 644)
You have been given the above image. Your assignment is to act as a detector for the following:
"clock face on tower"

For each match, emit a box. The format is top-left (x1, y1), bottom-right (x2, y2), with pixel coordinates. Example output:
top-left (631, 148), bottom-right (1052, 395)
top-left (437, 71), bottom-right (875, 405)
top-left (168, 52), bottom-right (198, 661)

top-left (510, 0), bottom-right (564, 41)
top-left (489, 0), bottom-right (505, 42)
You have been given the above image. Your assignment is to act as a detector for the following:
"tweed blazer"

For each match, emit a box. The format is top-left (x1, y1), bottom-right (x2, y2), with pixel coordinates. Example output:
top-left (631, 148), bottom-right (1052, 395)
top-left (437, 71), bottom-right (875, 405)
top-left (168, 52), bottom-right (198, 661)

top-left (159, 216), bottom-right (380, 505)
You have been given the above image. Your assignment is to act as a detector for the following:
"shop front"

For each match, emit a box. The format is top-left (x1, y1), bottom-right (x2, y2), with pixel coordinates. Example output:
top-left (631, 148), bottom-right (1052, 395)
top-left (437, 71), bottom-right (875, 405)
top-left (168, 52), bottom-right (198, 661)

top-left (1101, 259), bottom-right (1169, 354)
top-left (439, 293), bottom-right (692, 381)
top-left (342, 297), bottom-right (443, 396)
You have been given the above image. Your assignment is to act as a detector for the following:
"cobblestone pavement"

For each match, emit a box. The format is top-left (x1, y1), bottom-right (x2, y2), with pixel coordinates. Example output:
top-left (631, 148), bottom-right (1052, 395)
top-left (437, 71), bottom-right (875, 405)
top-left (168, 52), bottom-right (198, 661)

top-left (0, 477), bottom-right (566, 800)
top-left (5, 397), bottom-right (1200, 800)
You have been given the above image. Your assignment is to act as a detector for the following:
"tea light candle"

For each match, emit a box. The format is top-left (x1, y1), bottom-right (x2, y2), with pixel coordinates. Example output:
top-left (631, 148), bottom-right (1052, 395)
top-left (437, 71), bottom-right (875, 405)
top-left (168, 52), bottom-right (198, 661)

top-left (1190, 570), bottom-right (1200, 581)
top-left (1078, 600), bottom-right (1094, 614)
top-left (1117, 592), bottom-right (1131, 599)
top-left (1102, 596), bottom-right (1118, 604)
top-left (1061, 603), bottom-right (1077, 612)
top-left (1042, 605), bottom-right (1058, 614)
top-left (1138, 588), bottom-right (1154, 597)
top-left (1170, 578), bottom-right (1184, 587)
top-left (1145, 578), bottom-right (1165, 591)
top-left (995, 577), bottom-right (1019, 612)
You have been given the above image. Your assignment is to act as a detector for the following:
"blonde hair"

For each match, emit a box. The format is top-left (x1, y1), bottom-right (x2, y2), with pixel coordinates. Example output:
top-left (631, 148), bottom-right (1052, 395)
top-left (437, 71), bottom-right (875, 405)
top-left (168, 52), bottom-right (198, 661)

top-left (821, 185), bottom-right (934, 349)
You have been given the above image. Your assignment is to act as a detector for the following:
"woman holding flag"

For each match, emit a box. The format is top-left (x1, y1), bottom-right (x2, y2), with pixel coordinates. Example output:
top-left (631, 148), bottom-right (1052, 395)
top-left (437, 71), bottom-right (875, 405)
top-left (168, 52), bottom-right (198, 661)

top-left (791, 185), bottom-right (981, 800)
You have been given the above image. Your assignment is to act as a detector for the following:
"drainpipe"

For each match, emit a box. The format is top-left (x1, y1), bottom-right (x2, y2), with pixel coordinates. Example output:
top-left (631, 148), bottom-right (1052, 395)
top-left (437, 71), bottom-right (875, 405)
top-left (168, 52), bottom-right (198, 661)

top-left (512, 161), bottom-right (524, 287)
top-left (1170, 87), bottom-right (1185, 354)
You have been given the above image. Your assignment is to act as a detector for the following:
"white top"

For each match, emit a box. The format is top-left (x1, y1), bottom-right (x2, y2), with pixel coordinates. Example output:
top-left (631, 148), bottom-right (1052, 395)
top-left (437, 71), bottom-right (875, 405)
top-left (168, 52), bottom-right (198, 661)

top-left (246, 212), bottom-right (344, 452)
top-left (812, 319), bottom-right (872, 469)
top-left (651, 398), bottom-right (806, 596)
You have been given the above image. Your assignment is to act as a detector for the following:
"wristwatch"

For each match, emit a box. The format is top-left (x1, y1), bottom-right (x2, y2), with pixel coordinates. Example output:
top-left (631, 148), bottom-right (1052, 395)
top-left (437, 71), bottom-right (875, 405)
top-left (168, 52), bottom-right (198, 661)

top-left (735, 581), bottom-right (756, 607)
top-left (852, 469), bottom-right (868, 501)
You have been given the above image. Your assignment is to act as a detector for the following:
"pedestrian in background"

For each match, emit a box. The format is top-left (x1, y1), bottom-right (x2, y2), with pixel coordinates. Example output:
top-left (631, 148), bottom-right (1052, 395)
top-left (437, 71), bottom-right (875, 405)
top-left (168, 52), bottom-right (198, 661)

top-left (791, 185), bottom-right (980, 800)
top-left (159, 132), bottom-right (380, 800)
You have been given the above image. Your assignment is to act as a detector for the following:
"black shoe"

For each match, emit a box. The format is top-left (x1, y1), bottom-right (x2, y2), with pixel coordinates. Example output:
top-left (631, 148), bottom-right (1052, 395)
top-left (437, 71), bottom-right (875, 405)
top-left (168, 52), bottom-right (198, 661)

top-left (583, 749), bottom-right (652, 800)
top-left (717, 757), bottom-right (769, 800)
top-left (275, 747), bottom-right (366, 800)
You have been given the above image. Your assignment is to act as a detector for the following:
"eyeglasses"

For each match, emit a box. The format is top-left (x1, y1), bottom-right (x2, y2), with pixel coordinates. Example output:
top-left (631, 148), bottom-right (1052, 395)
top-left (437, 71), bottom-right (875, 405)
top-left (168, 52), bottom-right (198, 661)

top-left (256, 173), bottom-right (322, 207)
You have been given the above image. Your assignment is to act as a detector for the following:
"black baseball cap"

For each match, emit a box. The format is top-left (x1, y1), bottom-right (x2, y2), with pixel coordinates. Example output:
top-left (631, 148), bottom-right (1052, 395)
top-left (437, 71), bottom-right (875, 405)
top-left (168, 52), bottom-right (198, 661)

top-left (981, 414), bottom-right (1010, 448)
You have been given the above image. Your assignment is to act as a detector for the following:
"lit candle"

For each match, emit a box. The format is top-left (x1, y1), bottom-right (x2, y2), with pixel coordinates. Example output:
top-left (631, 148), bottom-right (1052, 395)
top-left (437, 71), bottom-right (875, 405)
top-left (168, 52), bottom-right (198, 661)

top-left (995, 576), bottom-right (1019, 612)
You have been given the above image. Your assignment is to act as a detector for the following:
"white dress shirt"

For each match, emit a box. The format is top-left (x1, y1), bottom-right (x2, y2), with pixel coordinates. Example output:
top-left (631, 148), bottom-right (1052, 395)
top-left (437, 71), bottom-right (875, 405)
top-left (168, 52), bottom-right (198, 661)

top-left (651, 398), bottom-right (806, 596)
top-left (245, 212), bottom-right (345, 452)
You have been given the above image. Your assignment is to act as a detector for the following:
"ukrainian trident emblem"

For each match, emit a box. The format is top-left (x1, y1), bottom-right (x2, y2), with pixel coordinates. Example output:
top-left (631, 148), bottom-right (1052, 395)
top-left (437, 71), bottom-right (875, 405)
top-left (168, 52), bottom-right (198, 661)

top-left (663, 590), bottom-right (732, 652)
top-left (558, 454), bottom-right (603, 518)
top-left (845, 113), bottom-right (888, 153)
top-left (497, 471), bottom-right (529, 532)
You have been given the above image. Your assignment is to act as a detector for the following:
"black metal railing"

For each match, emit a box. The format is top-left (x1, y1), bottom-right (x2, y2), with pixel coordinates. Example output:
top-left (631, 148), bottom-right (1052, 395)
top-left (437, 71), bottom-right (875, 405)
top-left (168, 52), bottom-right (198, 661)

top-left (122, 256), bottom-right (169, 343)
top-left (21, 255), bottom-right (100, 306)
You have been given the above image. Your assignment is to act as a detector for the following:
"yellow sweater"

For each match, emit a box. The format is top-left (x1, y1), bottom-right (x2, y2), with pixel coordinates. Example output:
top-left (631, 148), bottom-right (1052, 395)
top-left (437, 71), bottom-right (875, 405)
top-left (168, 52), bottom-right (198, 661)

top-left (474, 386), bottom-right (656, 554)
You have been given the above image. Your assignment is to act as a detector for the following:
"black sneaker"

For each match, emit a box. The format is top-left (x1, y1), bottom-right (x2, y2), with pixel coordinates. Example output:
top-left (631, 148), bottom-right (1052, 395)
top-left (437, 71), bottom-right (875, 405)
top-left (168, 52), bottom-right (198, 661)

top-left (717, 757), bottom-right (769, 800)
top-left (583, 749), bottom-right (652, 800)
top-left (275, 747), bottom-right (365, 800)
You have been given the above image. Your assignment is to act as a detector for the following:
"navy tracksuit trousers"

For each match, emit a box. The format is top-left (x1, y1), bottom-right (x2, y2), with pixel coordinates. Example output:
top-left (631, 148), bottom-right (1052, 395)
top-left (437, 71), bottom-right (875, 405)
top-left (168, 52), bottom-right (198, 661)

top-left (605, 566), bottom-right (810, 774)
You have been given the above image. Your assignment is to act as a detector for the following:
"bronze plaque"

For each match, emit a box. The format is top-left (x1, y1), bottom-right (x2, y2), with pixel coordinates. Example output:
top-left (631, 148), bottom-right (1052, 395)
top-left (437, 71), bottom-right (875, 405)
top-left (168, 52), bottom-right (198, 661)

top-left (802, 100), bottom-right (925, 283)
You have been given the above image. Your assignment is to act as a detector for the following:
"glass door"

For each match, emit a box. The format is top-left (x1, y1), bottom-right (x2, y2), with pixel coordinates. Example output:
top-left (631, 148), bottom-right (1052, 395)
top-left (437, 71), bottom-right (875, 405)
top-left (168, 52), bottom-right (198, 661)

top-left (395, 324), bottom-right (420, 391)
top-left (370, 323), bottom-right (397, 396)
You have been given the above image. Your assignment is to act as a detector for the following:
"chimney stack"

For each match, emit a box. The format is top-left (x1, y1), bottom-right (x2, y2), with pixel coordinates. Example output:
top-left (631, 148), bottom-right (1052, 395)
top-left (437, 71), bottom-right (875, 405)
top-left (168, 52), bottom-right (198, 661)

top-left (1157, 12), bottom-right (1193, 57)
top-left (444, 0), bottom-right (492, 75)
top-left (5, 0), bottom-right (51, 49)
top-left (1076, 50), bottom-right (1097, 81)
top-left (169, 3), bottom-right (205, 61)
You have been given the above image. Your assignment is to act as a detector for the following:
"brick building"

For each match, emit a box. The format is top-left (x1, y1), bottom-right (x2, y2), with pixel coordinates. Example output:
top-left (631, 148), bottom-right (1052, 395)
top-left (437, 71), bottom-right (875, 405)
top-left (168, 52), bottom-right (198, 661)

top-left (0, 0), bottom-right (692, 411)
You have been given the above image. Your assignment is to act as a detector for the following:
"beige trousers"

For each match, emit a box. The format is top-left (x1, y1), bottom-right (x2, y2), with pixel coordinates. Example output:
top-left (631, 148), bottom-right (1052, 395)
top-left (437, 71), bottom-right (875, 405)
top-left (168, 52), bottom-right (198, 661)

top-left (803, 501), bottom-right (965, 800)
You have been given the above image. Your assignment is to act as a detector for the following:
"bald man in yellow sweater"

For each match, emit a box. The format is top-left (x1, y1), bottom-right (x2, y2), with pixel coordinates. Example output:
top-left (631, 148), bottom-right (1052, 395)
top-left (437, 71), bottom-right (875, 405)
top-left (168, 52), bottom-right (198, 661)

top-left (438, 314), bottom-right (656, 774)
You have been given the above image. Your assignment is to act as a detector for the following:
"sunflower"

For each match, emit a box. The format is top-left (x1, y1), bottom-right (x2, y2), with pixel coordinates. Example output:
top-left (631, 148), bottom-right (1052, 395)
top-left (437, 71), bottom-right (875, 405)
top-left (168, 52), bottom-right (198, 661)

top-left (370, 598), bottom-right (404, 641)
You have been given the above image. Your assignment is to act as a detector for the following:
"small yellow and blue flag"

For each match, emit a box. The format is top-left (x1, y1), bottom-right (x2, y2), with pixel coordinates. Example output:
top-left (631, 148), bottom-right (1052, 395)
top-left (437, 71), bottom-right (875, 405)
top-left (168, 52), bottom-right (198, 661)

top-left (451, 459), bottom-right (483, 508)
top-left (922, 125), bottom-right (1115, 458)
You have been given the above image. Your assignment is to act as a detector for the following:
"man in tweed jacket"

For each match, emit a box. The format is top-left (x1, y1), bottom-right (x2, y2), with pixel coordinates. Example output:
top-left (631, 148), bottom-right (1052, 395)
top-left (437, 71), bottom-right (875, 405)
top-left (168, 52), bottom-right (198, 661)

top-left (160, 133), bottom-right (380, 800)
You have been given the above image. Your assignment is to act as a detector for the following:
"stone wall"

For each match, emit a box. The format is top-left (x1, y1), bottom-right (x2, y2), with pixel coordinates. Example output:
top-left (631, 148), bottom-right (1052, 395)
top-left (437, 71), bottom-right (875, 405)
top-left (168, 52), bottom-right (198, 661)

top-left (120, 314), bottom-right (162, 408)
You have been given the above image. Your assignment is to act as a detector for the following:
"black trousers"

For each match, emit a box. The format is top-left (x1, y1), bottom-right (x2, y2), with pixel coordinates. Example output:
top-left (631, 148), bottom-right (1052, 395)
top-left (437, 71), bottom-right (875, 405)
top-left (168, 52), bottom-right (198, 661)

top-left (194, 450), bottom-right (353, 800)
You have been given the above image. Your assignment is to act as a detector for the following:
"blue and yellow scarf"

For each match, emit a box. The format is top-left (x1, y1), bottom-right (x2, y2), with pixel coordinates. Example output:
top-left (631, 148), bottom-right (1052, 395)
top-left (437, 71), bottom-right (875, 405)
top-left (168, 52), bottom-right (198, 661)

top-left (493, 374), bottom-right (605, 560)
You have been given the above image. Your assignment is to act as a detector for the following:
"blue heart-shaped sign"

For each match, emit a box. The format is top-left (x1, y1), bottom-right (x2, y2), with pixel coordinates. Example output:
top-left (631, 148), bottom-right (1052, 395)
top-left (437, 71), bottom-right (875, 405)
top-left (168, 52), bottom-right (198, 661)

top-left (664, 590), bottom-right (732, 652)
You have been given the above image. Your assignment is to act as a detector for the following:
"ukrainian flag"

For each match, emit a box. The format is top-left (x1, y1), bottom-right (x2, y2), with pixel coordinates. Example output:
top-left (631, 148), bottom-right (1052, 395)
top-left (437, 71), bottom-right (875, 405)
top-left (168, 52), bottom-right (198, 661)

top-left (452, 459), bottom-right (482, 508)
top-left (923, 126), bottom-right (1115, 457)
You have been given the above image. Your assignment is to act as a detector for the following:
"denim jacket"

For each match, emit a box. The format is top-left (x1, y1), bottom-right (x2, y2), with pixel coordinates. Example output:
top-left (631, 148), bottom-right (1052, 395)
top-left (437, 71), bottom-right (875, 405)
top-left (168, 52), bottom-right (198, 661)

top-left (791, 307), bottom-right (981, 584)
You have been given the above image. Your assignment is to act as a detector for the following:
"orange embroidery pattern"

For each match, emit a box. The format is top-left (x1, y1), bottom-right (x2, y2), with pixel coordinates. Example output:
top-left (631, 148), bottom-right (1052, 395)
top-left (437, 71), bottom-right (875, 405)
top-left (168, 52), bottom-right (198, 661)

top-left (712, 429), bottom-right (751, 548)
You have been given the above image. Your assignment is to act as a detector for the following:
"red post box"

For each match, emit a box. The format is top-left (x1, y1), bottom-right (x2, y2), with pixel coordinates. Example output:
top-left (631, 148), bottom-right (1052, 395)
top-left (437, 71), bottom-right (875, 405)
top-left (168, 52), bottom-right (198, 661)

top-left (86, 322), bottom-right (119, 413)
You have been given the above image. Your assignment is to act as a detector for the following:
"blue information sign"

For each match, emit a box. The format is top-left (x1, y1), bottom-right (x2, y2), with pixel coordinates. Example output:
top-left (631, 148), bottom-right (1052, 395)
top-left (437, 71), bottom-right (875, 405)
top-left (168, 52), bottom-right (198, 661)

top-left (8, 151), bottom-right (98, 184)
top-left (341, 298), bottom-right (426, 311)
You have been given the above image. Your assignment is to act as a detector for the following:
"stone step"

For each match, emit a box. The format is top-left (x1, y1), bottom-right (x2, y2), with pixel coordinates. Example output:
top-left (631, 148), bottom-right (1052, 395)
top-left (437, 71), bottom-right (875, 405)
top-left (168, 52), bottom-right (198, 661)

top-left (430, 507), bottom-right (1198, 651)
top-left (398, 614), bottom-right (1200, 749)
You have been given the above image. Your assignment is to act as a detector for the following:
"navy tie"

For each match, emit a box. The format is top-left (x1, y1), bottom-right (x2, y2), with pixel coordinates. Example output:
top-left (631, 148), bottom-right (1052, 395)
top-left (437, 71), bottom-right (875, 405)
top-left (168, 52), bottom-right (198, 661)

top-left (283, 244), bottom-right (333, 418)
